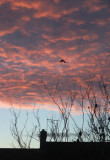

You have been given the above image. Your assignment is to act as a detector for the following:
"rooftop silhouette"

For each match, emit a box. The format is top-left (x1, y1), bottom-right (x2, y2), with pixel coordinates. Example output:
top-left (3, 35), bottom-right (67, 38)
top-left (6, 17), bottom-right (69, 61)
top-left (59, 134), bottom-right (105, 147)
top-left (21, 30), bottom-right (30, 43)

top-left (0, 130), bottom-right (109, 160)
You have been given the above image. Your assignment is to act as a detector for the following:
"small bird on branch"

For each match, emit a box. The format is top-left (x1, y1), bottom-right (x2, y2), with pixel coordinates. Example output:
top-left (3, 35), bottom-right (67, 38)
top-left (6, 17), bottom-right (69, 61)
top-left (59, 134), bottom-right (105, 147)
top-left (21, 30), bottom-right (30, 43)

top-left (60, 59), bottom-right (66, 63)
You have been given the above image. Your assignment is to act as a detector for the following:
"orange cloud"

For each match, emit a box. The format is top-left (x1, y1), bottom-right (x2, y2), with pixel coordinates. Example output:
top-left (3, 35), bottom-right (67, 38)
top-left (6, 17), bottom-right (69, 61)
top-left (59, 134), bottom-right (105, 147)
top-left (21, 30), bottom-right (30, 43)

top-left (83, 0), bottom-right (107, 12)
top-left (0, 0), bottom-right (79, 20)
top-left (54, 0), bottom-right (60, 3)
top-left (34, 6), bottom-right (79, 19)
top-left (66, 18), bottom-right (85, 25)
top-left (0, 0), bottom-right (109, 114)
top-left (91, 18), bottom-right (110, 26)
top-left (42, 33), bottom-right (99, 42)
top-left (0, 26), bottom-right (18, 37)
top-left (22, 16), bottom-right (31, 22)
top-left (11, 1), bottom-right (41, 10)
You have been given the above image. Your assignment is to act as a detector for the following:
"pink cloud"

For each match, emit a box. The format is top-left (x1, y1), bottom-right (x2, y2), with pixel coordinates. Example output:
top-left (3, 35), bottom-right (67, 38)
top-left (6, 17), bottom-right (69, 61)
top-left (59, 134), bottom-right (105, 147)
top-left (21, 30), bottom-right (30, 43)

top-left (22, 16), bottom-right (31, 22)
top-left (66, 18), bottom-right (85, 25)
top-left (11, 1), bottom-right (41, 10)
top-left (54, 0), bottom-right (60, 3)
top-left (0, 0), bottom-right (109, 115)
top-left (0, 0), bottom-right (79, 19)
top-left (0, 26), bottom-right (18, 37)
top-left (91, 18), bottom-right (110, 26)
top-left (42, 33), bottom-right (99, 42)
top-left (34, 6), bottom-right (79, 19)
top-left (83, 0), bottom-right (107, 12)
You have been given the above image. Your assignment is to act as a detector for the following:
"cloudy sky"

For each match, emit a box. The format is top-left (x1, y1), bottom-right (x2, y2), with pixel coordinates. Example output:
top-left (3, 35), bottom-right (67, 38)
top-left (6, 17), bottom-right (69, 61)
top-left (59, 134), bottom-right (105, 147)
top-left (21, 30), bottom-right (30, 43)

top-left (0, 0), bottom-right (110, 147)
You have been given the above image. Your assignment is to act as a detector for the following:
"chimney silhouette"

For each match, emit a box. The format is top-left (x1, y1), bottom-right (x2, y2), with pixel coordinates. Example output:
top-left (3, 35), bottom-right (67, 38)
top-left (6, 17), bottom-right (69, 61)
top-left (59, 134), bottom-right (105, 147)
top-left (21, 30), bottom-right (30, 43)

top-left (40, 129), bottom-right (47, 149)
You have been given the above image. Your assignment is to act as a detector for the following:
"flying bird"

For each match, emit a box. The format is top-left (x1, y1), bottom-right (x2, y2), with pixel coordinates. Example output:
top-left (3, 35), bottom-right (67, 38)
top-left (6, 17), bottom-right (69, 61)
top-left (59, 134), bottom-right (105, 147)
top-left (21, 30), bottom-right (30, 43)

top-left (60, 59), bottom-right (66, 63)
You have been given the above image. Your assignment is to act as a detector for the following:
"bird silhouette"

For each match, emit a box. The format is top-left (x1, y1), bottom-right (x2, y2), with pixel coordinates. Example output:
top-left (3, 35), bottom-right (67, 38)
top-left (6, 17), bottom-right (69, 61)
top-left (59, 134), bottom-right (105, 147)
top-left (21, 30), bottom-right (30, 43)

top-left (60, 59), bottom-right (66, 63)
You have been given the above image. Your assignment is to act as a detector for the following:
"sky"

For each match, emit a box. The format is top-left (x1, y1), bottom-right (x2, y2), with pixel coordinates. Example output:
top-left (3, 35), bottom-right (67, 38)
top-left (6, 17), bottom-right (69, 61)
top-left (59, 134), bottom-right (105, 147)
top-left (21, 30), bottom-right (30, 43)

top-left (0, 0), bottom-right (110, 147)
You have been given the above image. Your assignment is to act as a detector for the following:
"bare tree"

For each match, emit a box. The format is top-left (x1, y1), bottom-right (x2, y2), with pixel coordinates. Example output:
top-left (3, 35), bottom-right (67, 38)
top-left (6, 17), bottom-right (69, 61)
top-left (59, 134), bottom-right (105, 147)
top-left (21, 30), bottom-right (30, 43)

top-left (41, 75), bottom-right (110, 142)
top-left (41, 77), bottom-right (79, 142)
top-left (76, 75), bottom-right (110, 142)
top-left (10, 74), bottom-right (110, 146)
top-left (85, 76), bottom-right (110, 142)
top-left (10, 104), bottom-right (41, 148)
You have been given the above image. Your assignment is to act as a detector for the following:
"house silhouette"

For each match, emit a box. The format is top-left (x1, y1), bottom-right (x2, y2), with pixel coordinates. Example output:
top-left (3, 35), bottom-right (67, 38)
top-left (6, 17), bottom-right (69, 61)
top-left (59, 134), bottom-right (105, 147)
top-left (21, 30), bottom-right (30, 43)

top-left (0, 130), bottom-right (110, 160)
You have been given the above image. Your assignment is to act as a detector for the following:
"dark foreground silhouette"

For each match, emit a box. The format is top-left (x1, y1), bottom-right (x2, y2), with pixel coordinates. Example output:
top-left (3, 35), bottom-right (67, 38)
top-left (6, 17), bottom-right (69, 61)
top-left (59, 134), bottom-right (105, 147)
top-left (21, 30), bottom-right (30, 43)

top-left (0, 130), bottom-right (109, 160)
top-left (0, 142), bottom-right (110, 160)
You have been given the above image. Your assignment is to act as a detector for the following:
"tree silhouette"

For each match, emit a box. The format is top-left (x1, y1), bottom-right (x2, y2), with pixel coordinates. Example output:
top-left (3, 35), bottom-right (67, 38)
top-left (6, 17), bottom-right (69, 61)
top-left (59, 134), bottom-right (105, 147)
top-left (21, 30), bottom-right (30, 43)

top-left (41, 75), bottom-right (110, 142)
top-left (41, 77), bottom-right (79, 142)
top-left (84, 76), bottom-right (110, 142)
top-left (10, 74), bottom-right (110, 148)
top-left (74, 75), bottom-right (110, 142)
top-left (10, 105), bottom-right (41, 148)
